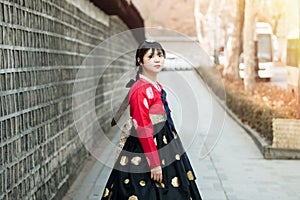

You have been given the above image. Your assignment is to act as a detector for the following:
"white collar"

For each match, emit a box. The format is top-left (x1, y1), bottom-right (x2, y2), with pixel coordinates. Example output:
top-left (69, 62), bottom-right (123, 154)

top-left (140, 74), bottom-right (161, 92)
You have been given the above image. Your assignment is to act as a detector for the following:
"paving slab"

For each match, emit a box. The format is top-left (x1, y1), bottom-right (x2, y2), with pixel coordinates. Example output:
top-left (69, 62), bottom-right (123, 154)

top-left (63, 70), bottom-right (300, 200)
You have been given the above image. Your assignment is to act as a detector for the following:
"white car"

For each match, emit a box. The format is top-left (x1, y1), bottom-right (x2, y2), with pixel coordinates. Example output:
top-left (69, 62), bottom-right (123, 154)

top-left (163, 53), bottom-right (192, 71)
top-left (239, 54), bottom-right (273, 81)
top-left (236, 22), bottom-right (276, 81)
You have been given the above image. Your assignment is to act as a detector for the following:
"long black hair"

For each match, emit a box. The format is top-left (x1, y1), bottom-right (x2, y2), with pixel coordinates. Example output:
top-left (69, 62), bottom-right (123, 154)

top-left (126, 40), bottom-right (166, 87)
top-left (111, 40), bottom-right (166, 126)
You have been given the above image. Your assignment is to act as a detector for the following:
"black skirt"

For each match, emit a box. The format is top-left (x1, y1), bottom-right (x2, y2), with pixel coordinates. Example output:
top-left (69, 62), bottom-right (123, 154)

top-left (101, 120), bottom-right (202, 200)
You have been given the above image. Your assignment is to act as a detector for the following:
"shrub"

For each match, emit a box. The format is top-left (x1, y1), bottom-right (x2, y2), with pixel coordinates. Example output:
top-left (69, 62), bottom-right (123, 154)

top-left (196, 67), bottom-right (297, 144)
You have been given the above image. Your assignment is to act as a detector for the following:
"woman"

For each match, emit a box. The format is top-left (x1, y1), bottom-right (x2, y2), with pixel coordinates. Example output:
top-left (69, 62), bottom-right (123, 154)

top-left (102, 40), bottom-right (202, 200)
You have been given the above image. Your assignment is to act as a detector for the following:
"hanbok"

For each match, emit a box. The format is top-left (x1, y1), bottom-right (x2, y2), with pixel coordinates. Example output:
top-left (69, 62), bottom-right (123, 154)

top-left (101, 76), bottom-right (202, 200)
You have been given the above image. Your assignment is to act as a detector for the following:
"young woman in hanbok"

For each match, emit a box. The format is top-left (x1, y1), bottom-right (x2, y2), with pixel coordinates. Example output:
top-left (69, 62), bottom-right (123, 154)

top-left (101, 40), bottom-right (202, 200)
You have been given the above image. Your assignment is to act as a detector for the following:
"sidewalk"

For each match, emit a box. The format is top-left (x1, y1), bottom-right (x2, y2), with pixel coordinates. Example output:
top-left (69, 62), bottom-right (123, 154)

top-left (63, 70), bottom-right (300, 200)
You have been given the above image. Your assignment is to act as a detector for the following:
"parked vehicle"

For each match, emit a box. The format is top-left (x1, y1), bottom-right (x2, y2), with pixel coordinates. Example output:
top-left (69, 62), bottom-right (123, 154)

top-left (239, 22), bottom-right (276, 81)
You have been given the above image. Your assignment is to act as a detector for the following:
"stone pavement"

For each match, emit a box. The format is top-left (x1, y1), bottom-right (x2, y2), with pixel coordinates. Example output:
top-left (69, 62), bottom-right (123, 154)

top-left (63, 70), bottom-right (300, 200)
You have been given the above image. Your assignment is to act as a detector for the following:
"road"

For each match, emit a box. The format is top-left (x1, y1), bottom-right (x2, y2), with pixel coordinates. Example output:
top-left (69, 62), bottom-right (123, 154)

top-left (63, 70), bottom-right (300, 200)
top-left (271, 66), bottom-right (288, 89)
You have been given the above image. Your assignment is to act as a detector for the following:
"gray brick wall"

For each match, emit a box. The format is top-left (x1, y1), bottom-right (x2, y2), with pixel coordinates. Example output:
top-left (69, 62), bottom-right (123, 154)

top-left (0, 0), bottom-right (139, 199)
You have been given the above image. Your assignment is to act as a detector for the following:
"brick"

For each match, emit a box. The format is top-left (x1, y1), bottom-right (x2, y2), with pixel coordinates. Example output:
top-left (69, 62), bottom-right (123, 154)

top-left (0, 26), bottom-right (3, 45)
top-left (0, 0), bottom-right (139, 199)
top-left (3, 4), bottom-right (9, 23)
top-left (0, 3), bottom-right (3, 22)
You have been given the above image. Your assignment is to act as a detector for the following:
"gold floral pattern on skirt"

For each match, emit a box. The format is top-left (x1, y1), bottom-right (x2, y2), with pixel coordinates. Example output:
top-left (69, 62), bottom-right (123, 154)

top-left (131, 156), bottom-right (142, 165)
top-left (187, 170), bottom-right (195, 181)
top-left (172, 131), bottom-right (178, 139)
top-left (102, 118), bottom-right (202, 199)
top-left (128, 195), bottom-right (138, 200)
top-left (171, 177), bottom-right (180, 187)
top-left (103, 188), bottom-right (109, 198)
top-left (163, 135), bottom-right (168, 144)
top-left (120, 156), bottom-right (128, 166)
top-left (155, 182), bottom-right (165, 188)
top-left (139, 180), bottom-right (146, 186)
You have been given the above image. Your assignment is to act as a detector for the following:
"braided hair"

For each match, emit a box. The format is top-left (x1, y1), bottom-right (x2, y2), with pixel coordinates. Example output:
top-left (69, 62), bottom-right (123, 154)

top-left (113, 40), bottom-right (165, 126)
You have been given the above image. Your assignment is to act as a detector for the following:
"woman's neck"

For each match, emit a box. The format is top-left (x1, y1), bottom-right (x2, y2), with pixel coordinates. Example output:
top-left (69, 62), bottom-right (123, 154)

top-left (140, 74), bottom-right (161, 91)
top-left (141, 71), bottom-right (157, 82)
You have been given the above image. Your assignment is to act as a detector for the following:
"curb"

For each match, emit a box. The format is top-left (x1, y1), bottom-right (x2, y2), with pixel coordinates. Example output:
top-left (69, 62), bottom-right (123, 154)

top-left (194, 68), bottom-right (300, 160)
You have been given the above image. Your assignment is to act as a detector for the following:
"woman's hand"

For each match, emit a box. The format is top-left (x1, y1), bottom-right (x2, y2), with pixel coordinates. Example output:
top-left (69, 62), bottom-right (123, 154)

top-left (151, 166), bottom-right (163, 183)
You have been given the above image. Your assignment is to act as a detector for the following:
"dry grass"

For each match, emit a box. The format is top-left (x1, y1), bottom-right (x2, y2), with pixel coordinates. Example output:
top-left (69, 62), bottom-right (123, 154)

top-left (197, 66), bottom-right (298, 143)
top-left (223, 77), bottom-right (298, 119)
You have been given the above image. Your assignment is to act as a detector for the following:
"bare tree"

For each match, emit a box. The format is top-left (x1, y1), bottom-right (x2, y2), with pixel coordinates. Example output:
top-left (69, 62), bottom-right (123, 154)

top-left (297, 0), bottom-right (300, 119)
top-left (194, 0), bottom-right (213, 53)
top-left (270, 0), bottom-right (286, 35)
top-left (194, 0), bottom-right (226, 57)
top-left (243, 0), bottom-right (258, 92)
top-left (257, 0), bottom-right (286, 35)
top-left (194, 0), bottom-right (204, 44)
top-left (223, 0), bottom-right (245, 80)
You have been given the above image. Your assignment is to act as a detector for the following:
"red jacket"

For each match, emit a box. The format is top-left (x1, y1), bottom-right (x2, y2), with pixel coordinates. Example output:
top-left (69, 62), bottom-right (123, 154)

top-left (129, 78), bottom-right (165, 169)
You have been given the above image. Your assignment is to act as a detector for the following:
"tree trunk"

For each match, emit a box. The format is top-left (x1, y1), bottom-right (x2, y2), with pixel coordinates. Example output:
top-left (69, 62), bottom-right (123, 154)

top-left (206, 0), bottom-right (219, 59)
top-left (298, 0), bottom-right (300, 118)
top-left (298, 42), bottom-right (300, 119)
top-left (243, 0), bottom-right (257, 92)
top-left (194, 0), bottom-right (204, 44)
top-left (223, 0), bottom-right (245, 80)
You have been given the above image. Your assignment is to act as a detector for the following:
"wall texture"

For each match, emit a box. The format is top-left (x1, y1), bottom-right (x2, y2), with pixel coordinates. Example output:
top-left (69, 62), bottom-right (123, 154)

top-left (272, 119), bottom-right (300, 149)
top-left (0, 0), bottom-right (140, 199)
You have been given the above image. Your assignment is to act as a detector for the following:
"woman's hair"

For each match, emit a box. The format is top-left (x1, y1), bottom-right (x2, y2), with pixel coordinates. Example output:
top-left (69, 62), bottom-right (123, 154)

top-left (124, 40), bottom-right (166, 88)
top-left (135, 40), bottom-right (166, 66)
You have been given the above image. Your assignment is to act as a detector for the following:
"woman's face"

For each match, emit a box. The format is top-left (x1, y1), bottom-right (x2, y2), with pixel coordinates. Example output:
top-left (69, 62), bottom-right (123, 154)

top-left (140, 49), bottom-right (165, 75)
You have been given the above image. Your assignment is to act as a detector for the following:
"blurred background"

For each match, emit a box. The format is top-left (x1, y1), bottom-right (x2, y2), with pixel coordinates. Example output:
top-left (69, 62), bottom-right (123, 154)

top-left (0, 0), bottom-right (300, 199)
top-left (133, 0), bottom-right (298, 64)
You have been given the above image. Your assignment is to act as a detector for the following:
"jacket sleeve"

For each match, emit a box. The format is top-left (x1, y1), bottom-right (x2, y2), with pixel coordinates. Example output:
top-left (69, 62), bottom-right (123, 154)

top-left (129, 87), bottom-right (160, 169)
